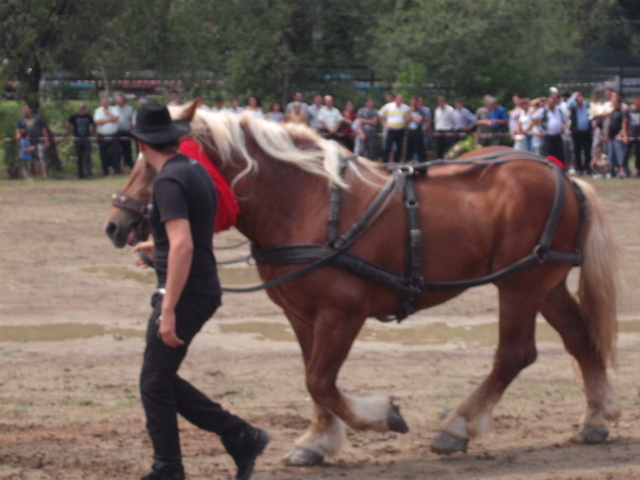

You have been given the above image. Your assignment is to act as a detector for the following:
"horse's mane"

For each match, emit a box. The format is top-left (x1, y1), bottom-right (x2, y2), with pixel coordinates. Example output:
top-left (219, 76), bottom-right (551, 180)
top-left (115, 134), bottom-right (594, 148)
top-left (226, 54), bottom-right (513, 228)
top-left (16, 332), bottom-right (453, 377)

top-left (187, 109), bottom-right (350, 189)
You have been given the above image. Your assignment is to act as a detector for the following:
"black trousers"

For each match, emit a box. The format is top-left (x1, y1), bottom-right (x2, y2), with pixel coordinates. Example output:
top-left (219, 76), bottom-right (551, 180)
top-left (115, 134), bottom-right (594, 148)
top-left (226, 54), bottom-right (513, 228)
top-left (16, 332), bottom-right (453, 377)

top-left (406, 128), bottom-right (426, 162)
top-left (436, 132), bottom-right (454, 159)
top-left (572, 130), bottom-right (592, 174)
top-left (141, 292), bottom-right (247, 471)
top-left (117, 131), bottom-right (134, 169)
top-left (543, 134), bottom-right (565, 166)
top-left (384, 128), bottom-right (405, 163)
top-left (74, 138), bottom-right (92, 178)
top-left (98, 138), bottom-right (121, 175)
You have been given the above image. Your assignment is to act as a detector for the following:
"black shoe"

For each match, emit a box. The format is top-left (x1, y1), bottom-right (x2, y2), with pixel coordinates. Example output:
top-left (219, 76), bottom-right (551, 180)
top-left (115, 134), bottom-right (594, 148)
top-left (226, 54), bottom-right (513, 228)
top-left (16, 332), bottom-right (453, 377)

top-left (140, 469), bottom-right (184, 480)
top-left (223, 426), bottom-right (270, 480)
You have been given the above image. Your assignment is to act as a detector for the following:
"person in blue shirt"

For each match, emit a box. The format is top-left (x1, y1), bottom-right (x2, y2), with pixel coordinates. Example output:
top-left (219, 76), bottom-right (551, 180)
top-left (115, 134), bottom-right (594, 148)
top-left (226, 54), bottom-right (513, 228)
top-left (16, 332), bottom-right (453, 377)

top-left (487, 97), bottom-right (508, 146)
top-left (18, 129), bottom-right (35, 180)
top-left (453, 99), bottom-right (477, 144)
top-left (566, 91), bottom-right (593, 175)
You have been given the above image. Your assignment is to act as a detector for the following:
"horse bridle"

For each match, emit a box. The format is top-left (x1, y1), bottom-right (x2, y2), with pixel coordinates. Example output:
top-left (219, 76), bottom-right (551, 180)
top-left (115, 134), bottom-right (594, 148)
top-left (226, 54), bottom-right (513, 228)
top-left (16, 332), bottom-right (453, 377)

top-left (111, 189), bottom-right (149, 218)
top-left (111, 189), bottom-right (153, 265)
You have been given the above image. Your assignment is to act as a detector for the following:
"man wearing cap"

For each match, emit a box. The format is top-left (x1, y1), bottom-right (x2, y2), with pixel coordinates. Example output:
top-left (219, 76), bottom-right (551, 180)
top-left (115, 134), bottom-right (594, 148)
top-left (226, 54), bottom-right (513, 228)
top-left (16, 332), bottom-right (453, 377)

top-left (66, 103), bottom-right (96, 178)
top-left (130, 104), bottom-right (269, 480)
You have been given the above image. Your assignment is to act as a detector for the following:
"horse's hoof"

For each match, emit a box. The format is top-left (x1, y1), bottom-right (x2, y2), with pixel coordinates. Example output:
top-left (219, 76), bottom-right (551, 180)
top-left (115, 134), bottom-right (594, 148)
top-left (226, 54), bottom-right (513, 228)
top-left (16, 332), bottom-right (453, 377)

top-left (572, 424), bottom-right (609, 444)
top-left (430, 430), bottom-right (469, 455)
top-left (387, 403), bottom-right (409, 433)
top-left (283, 447), bottom-right (324, 466)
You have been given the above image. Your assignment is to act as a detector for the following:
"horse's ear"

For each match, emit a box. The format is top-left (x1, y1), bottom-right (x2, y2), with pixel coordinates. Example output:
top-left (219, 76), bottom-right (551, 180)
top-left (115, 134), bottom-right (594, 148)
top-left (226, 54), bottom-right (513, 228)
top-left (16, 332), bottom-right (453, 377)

top-left (179, 98), bottom-right (202, 122)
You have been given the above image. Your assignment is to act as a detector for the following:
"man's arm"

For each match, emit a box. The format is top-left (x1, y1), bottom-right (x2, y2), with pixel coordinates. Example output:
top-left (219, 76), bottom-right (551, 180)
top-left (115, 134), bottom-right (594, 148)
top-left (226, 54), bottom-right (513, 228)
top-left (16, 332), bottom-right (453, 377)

top-left (159, 218), bottom-right (193, 347)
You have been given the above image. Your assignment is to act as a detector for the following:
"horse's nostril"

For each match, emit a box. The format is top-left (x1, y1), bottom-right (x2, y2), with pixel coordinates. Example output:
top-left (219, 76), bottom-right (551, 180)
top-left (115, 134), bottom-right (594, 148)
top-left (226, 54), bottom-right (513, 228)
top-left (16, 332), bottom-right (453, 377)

top-left (105, 222), bottom-right (117, 237)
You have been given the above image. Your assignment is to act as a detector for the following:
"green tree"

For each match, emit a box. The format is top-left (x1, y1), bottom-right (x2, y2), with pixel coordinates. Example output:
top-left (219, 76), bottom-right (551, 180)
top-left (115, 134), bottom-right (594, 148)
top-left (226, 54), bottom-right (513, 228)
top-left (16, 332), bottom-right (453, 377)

top-left (0, 0), bottom-right (122, 104)
top-left (368, 0), bottom-right (618, 104)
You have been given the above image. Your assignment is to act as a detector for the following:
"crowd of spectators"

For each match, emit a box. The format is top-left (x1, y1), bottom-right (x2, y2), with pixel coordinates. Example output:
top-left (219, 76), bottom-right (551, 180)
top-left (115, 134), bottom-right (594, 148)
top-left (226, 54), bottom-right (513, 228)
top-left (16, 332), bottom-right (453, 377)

top-left (202, 89), bottom-right (639, 179)
top-left (13, 87), bottom-right (640, 180)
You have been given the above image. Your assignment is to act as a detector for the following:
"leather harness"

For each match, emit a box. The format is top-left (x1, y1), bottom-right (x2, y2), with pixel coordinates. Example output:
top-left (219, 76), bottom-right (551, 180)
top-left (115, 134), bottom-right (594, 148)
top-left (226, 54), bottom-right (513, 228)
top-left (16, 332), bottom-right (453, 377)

top-left (249, 150), bottom-right (589, 322)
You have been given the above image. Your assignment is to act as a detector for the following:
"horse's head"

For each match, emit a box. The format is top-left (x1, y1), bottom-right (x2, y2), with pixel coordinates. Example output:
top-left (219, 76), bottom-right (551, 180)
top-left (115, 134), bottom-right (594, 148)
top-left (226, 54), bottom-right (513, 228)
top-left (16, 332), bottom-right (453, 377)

top-left (104, 154), bottom-right (156, 248)
top-left (104, 99), bottom-right (201, 248)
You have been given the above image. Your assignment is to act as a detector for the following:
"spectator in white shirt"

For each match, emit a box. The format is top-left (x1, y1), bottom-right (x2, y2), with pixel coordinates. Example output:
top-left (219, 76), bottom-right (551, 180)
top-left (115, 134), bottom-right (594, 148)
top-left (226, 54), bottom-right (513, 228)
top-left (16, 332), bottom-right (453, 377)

top-left (434, 96), bottom-right (456, 159)
top-left (317, 95), bottom-right (343, 140)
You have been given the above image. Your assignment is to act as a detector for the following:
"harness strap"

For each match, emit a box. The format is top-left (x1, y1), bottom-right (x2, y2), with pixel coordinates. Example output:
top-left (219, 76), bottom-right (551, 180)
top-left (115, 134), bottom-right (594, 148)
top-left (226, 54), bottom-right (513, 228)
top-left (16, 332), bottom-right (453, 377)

top-left (111, 189), bottom-right (148, 217)
top-left (396, 174), bottom-right (424, 320)
top-left (539, 166), bottom-right (566, 250)
top-left (332, 168), bottom-right (405, 250)
top-left (251, 244), bottom-right (421, 297)
top-left (327, 154), bottom-right (351, 246)
top-left (223, 164), bottom-right (403, 294)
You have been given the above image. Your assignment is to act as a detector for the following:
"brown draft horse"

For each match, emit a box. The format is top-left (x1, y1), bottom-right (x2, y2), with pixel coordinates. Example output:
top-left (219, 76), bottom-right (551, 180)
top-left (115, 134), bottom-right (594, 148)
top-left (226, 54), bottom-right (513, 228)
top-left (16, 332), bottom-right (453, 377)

top-left (105, 99), bottom-right (620, 466)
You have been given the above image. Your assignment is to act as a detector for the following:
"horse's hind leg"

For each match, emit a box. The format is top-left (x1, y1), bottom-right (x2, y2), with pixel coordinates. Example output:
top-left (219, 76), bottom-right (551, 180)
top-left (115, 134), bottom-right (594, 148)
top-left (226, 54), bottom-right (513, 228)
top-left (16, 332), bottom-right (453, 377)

top-left (540, 280), bottom-right (620, 443)
top-left (431, 287), bottom-right (539, 455)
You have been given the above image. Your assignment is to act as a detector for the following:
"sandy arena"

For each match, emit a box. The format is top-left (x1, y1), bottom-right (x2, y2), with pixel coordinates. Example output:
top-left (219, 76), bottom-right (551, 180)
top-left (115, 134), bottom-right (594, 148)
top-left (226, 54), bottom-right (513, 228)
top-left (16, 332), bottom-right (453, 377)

top-left (0, 177), bottom-right (639, 479)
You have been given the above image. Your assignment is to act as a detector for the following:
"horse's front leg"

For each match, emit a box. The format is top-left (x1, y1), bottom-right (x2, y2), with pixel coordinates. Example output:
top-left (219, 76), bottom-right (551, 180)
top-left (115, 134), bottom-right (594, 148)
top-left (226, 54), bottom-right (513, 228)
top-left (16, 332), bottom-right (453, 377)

top-left (285, 308), bottom-right (408, 466)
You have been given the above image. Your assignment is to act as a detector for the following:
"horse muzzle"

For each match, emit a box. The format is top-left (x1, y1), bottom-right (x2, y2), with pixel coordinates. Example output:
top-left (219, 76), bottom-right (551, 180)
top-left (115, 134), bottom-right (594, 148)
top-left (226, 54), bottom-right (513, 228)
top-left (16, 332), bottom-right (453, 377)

top-left (105, 215), bottom-right (150, 248)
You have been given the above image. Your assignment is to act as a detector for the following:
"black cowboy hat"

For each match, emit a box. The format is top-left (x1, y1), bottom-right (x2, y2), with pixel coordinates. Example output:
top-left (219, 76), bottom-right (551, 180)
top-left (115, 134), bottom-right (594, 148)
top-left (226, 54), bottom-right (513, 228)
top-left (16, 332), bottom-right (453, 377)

top-left (132, 103), bottom-right (190, 143)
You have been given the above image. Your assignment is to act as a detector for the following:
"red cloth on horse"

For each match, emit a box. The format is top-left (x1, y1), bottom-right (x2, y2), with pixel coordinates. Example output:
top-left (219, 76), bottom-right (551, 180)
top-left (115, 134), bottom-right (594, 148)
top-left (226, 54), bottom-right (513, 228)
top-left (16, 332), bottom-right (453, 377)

top-left (546, 155), bottom-right (565, 170)
top-left (179, 138), bottom-right (240, 232)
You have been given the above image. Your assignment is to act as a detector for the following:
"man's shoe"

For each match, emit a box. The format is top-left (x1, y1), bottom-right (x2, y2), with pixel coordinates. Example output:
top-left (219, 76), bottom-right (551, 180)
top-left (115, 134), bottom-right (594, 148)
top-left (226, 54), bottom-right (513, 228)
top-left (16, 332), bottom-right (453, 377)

top-left (223, 426), bottom-right (270, 480)
top-left (140, 469), bottom-right (185, 480)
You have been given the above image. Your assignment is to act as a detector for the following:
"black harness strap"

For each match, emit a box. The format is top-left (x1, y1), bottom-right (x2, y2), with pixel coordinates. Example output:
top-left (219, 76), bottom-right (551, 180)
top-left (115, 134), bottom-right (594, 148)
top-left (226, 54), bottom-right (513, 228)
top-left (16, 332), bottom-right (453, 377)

top-left (248, 158), bottom-right (589, 322)
top-left (327, 154), bottom-right (352, 246)
top-left (251, 244), bottom-right (421, 297)
top-left (224, 163), bottom-right (403, 293)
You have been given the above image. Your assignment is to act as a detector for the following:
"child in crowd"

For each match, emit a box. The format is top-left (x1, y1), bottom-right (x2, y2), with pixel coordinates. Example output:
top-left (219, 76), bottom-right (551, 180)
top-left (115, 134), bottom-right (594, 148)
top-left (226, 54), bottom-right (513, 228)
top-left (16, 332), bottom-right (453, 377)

top-left (590, 144), bottom-right (611, 178)
top-left (18, 129), bottom-right (35, 180)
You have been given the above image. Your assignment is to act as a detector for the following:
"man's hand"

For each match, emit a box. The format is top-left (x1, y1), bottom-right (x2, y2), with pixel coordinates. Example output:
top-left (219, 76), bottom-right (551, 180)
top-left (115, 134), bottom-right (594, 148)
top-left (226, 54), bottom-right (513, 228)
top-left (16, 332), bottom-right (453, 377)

top-left (158, 308), bottom-right (185, 347)
top-left (132, 241), bottom-right (155, 268)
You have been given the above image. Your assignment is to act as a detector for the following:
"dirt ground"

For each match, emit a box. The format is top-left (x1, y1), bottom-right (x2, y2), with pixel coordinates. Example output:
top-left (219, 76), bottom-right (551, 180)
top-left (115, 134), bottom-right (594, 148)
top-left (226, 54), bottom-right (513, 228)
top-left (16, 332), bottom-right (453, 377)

top-left (0, 176), bottom-right (639, 480)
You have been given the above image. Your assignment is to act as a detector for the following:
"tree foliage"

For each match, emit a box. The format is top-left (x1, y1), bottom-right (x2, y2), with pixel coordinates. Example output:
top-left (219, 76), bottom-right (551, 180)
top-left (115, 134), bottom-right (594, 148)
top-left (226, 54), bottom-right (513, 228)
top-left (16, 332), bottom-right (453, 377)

top-left (1, 0), bottom-right (638, 105)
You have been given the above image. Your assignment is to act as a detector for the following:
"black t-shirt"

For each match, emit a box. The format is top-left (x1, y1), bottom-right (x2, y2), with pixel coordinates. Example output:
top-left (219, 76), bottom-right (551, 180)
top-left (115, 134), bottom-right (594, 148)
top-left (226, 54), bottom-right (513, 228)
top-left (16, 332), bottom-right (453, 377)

top-left (626, 107), bottom-right (640, 138)
top-left (16, 114), bottom-right (47, 144)
top-left (68, 113), bottom-right (95, 137)
top-left (148, 154), bottom-right (220, 297)
top-left (608, 108), bottom-right (624, 137)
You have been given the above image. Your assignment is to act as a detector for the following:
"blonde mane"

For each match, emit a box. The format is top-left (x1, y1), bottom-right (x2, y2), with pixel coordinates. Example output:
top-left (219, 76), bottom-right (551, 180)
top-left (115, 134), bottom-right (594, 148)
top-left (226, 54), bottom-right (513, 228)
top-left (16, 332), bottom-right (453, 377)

top-left (184, 108), bottom-right (351, 189)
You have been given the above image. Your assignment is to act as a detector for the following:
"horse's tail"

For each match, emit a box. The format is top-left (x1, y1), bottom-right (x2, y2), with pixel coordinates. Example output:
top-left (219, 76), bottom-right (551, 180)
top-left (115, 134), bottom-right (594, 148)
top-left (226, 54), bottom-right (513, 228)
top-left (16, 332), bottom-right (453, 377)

top-left (575, 178), bottom-right (620, 369)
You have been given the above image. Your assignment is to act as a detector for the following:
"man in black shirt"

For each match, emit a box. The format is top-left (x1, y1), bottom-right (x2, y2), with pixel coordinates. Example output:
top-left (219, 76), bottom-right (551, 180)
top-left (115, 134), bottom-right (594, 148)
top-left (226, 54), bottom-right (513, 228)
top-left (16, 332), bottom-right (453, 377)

top-left (131, 104), bottom-right (269, 480)
top-left (66, 103), bottom-right (96, 178)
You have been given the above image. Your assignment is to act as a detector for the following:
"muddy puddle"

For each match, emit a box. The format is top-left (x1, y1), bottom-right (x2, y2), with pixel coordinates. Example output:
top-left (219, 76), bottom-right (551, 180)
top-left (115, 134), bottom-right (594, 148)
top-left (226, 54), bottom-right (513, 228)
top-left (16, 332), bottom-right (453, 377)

top-left (82, 265), bottom-right (260, 286)
top-left (0, 323), bottom-right (143, 342)
top-left (218, 318), bottom-right (640, 348)
top-left (3, 319), bottom-right (639, 345)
